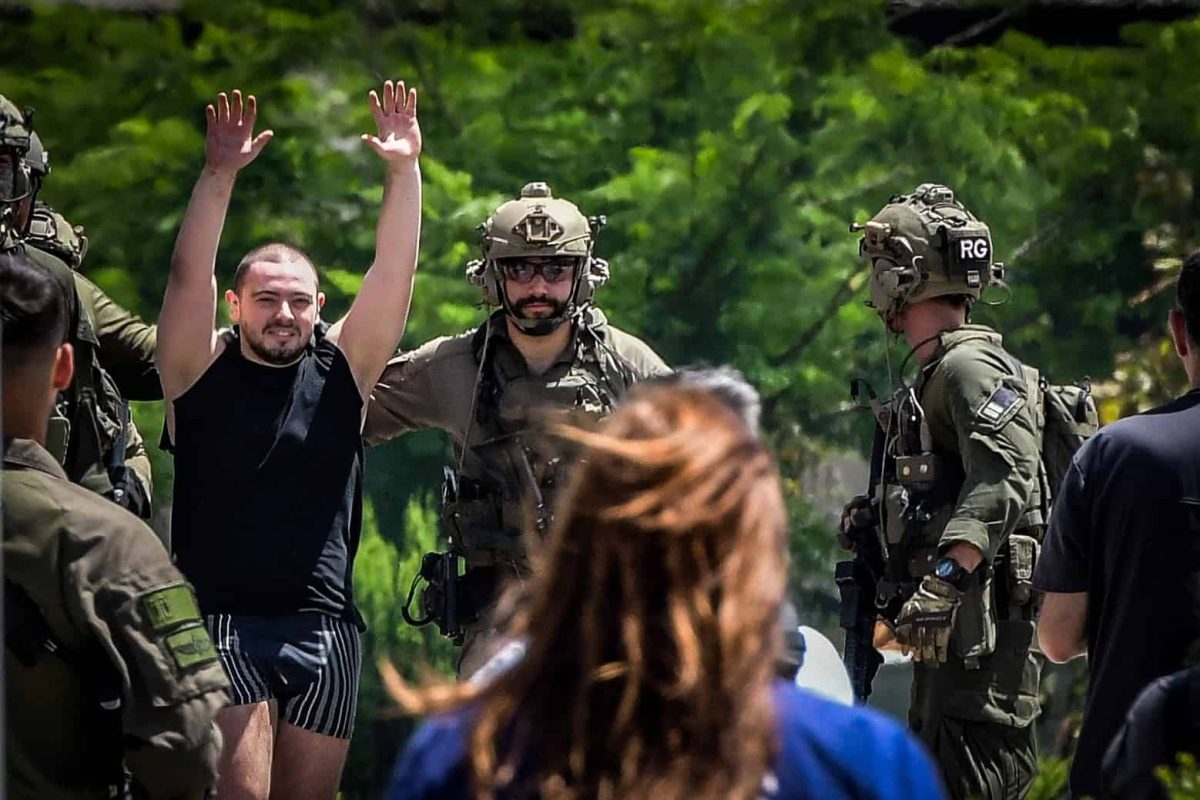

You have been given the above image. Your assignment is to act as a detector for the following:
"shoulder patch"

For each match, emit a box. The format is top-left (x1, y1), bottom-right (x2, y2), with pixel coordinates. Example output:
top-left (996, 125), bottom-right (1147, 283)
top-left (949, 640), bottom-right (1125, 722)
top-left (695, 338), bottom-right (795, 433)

top-left (974, 384), bottom-right (1024, 429)
top-left (164, 623), bottom-right (220, 670)
top-left (139, 583), bottom-right (202, 634)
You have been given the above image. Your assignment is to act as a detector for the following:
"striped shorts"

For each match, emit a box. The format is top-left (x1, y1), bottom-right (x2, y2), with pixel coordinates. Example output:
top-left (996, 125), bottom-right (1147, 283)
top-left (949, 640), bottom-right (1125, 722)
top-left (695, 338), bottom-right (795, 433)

top-left (205, 612), bottom-right (362, 739)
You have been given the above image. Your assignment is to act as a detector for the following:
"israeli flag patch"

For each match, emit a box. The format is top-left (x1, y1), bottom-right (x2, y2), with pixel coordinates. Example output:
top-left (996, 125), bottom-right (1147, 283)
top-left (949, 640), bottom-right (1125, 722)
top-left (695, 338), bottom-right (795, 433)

top-left (975, 385), bottom-right (1024, 429)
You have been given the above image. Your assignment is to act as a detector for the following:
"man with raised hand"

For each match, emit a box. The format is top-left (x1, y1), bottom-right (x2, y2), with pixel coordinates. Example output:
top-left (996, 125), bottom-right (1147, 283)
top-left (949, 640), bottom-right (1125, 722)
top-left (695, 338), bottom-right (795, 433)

top-left (157, 82), bottom-right (421, 799)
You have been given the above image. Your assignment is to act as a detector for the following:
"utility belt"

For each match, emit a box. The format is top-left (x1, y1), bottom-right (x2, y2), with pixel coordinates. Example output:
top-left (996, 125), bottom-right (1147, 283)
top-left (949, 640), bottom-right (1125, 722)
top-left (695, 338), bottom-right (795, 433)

top-left (883, 531), bottom-right (1042, 670)
top-left (401, 554), bottom-right (524, 645)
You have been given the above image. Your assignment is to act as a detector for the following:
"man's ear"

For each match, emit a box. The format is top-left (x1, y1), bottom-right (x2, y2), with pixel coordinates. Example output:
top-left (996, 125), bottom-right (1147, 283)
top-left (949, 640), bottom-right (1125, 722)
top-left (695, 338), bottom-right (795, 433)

top-left (52, 342), bottom-right (75, 391)
top-left (1170, 309), bottom-right (1190, 360)
top-left (225, 289), bottom-right (241, 323)
top-left (317, 291), bottom-right (326, 310)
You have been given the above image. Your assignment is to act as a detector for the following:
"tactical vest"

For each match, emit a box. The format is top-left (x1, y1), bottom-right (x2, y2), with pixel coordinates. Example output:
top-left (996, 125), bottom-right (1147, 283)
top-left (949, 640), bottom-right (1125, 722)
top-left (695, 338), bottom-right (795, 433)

top-left (877, 337), bottom-right (1043, 667)
top-left (17, 244), bottom-right (134, 505)
top-left (442, 314), bottom-right (635, 566)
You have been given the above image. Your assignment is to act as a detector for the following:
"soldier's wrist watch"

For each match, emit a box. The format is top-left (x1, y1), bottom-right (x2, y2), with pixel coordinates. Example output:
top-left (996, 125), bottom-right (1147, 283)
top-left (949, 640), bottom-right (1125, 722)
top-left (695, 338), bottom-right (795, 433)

top-left (933, 557), bottom-right (971, 590)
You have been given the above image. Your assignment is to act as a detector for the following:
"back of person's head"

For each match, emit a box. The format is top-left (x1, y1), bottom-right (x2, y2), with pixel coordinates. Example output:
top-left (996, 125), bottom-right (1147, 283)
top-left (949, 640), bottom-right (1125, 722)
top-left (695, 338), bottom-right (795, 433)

top-left (1, 249), bottom-right (67, 378)
top-left (650, 364), bottom-right (762, 433)
top-left (391, 382), bottom-right (788, 800)
top-left (1179, 250), bottom-right (1200, 346)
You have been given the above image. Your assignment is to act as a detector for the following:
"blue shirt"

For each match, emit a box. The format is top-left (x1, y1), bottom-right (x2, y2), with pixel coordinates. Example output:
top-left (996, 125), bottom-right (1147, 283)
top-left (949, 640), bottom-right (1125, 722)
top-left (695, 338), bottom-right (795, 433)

top-left (387, 680), bottom-right (946, 800)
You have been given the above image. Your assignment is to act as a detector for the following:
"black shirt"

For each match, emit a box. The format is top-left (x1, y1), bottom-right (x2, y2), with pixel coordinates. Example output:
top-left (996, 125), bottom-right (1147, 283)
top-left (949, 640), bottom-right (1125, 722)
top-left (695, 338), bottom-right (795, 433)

top-left (169, 328), bottom-right (364, 625)
top-left (1101, 664), bottom-right (1200, 800)
top-left (1033, 388), bottom-right (1200, 799)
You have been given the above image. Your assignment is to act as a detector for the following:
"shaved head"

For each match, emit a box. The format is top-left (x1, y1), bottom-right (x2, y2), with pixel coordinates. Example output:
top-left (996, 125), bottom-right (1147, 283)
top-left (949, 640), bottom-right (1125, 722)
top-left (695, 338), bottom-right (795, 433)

top-left (233, 242), bottom-right (318, 294)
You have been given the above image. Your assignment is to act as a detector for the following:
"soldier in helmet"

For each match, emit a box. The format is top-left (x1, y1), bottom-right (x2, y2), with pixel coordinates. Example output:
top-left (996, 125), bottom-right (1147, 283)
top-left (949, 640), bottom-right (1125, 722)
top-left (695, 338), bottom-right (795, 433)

top-left (366, 181), bottom-right (669, 677)
top-left (0, 93), bottom-right (159, 523)
top-left (840, 184), bottom-right (1043, 799)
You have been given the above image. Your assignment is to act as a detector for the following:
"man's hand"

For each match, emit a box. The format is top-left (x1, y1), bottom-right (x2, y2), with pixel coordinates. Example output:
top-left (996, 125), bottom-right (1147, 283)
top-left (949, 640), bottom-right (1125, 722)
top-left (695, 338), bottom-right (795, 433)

top-left (204, 90), bottom-right (273, 174)
top-left (361, 80), bottom-right (422, 166)
top-left (894, 575), bottom-right (963, 664)
top-left (839, 494), bottom-right (875, 550)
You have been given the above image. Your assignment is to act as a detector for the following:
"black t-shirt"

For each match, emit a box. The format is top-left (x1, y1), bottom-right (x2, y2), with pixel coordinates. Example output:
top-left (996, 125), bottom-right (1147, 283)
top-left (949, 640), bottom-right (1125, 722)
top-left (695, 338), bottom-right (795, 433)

top-left (1100, 664), bottom-right (1200, 800)
top-left (1034, 389), bottom-right (1200, 799)
top-left (169, 328), bottom-right (365, 625)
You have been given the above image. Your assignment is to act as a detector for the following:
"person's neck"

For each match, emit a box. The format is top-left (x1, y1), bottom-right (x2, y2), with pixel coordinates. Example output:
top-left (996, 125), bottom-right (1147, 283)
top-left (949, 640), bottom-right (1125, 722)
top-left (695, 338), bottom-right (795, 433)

top-left (2, 397), bottom-right (50, 446)
top-left (506, 317), bottom-right (573, 375)
top-left (903, 309), bottom-right (967, 366)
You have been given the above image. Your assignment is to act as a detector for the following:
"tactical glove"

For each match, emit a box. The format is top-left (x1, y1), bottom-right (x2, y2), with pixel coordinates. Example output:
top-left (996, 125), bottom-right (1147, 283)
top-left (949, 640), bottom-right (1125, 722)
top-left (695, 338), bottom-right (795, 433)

top-left (894, 575), bottom-right (963, 665)
top-left (838, 494), bottom-right (875, 550)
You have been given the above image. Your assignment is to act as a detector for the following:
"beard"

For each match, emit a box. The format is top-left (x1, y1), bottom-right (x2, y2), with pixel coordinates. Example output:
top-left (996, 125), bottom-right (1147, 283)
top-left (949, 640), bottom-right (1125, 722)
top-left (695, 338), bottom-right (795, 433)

top-left (242, 323), bottom-right (310, 365)
top-left (512, 295), bottom-right (568, 320)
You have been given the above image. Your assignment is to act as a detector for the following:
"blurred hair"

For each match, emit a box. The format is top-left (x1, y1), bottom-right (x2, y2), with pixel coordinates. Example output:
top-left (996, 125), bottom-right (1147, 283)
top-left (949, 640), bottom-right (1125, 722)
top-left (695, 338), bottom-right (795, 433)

top-left (384, 383), bottom-right (788, 800)
top-left (233, 242), bottom-right (318, 293)
top-left (0, 250), bottom-right (66, 372)
top-left (651, 365), bottom-right (761, 433)
top-left (1179, 251), bottom-right (1200, 346)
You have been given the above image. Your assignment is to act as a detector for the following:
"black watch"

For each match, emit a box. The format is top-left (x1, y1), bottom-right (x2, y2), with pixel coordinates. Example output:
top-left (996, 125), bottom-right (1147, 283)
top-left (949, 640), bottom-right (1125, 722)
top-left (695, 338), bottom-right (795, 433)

top-left (933, 557), bottom-right (971, 590)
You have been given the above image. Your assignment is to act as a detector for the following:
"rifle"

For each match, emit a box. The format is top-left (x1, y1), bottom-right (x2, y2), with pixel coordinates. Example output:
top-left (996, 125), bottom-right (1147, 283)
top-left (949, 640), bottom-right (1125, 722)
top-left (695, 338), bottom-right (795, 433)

top-left (835, 381), bottom-right (889, 704)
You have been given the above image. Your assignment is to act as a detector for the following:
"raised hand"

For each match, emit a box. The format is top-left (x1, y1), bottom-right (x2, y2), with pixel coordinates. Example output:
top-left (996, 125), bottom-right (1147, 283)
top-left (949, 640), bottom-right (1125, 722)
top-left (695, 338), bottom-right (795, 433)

top-left (204, 90), bottom-right (273, 174)
top-left (362, 80), bottom-right (422, 166)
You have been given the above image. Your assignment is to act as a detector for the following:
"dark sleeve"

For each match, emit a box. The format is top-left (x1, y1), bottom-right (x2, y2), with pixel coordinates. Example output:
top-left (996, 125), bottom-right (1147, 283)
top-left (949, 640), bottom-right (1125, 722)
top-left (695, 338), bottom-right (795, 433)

top-left (65, 518), bottom-right (228, 798)
top-left (1101, 672), bottom-right (1185, 800)
top-left (1033, 452), bottom-right (1091, 593)
top-left (75, 273), bottom-right (161, 400)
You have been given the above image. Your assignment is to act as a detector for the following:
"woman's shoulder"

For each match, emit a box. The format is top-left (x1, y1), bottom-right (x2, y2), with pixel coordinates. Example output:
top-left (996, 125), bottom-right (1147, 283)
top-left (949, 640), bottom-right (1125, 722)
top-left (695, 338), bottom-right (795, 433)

top-left (770, 681), bottom-right (945, 800)
top-left (386, 710), bottom-right (474, 800)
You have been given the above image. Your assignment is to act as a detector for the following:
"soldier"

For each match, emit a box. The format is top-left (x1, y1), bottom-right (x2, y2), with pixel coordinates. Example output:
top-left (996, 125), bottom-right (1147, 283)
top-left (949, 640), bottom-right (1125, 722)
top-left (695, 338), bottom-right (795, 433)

top-left (2, 250), bottom-right (227, 800)
top-left (366, 181), bottom-right (669, 677)
top-left (0, 93), bottom-right (158, 521)
top-left (841, 184), bottom-right (1043, 799)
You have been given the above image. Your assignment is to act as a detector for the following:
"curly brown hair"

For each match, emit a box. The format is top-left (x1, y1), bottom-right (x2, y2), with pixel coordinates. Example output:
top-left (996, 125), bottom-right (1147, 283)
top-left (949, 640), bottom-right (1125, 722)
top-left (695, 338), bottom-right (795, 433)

top-left (385, 382), bottom-right (788, 800)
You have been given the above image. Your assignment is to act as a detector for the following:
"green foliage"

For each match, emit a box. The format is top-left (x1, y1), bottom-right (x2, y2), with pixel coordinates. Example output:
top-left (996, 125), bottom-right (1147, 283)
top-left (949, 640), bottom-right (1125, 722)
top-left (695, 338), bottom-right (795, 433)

top-left (1157, 752), bottom-right (1200, 800)
top-left (1028, 756), bottom-right (1072, 800)
top-left (8, 1), bottom-right (1200, 794)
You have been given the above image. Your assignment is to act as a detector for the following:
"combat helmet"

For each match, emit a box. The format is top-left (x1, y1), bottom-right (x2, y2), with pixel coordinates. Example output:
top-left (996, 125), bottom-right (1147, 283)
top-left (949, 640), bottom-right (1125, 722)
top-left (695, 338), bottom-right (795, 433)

top-left (0, 95), bottom-right (37, 239)
top-left (466, 181), bottom-right (609, 335)
top-left (27, 203), bottom-right (87, 269)
top-left (854, 183), bottom-right (1005, 323)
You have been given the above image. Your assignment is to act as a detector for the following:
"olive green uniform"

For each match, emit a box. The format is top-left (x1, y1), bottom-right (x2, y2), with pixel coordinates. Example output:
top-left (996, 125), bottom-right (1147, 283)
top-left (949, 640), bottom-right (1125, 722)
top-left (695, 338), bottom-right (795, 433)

top-left (365, 307), bottom-right (669, 672)
top-left (885, 325), bottom-right (1043, 799)
top-left (3, 438), bottom-right (227, 800)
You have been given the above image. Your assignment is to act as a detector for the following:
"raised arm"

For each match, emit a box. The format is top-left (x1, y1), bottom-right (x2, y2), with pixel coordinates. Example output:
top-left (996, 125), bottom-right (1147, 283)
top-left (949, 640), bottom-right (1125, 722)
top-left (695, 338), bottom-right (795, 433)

top-left (157, 90), bottom-right (272, 401)
top-left (325, 80), bottom-right (422, 400)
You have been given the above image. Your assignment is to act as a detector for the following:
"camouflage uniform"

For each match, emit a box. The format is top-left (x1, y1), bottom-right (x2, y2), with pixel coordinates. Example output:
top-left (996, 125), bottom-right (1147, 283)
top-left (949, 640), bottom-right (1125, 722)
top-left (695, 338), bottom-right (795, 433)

top-left (366, 183), bottom-right (669, 675)
top-left (853, 185), bottom-right (1043, 799)
top-left (4, 438), bottom-right (227, 800)
top-left (0, 95), bottom-right (158, 522)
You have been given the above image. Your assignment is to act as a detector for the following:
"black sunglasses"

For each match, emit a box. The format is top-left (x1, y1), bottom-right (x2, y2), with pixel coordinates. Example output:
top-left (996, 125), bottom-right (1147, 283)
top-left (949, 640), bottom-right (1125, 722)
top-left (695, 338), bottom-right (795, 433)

top-left (499, 258), bottom-right (576, 284)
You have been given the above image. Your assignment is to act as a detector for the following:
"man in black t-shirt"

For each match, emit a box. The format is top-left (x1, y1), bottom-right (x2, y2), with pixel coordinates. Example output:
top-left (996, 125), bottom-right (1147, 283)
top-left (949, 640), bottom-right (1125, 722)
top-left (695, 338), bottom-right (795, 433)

top-left (1035, 251), bottom-right (1200, 799)
top-left (158, 83), bottom-right (422, 799)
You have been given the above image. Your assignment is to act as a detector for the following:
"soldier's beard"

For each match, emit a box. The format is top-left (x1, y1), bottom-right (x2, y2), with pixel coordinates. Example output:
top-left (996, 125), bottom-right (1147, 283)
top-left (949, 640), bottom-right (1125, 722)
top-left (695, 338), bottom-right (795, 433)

top-left (242, 323), bottom-right (310, 365)
top-left (512, 295), bottom-right (568, 320)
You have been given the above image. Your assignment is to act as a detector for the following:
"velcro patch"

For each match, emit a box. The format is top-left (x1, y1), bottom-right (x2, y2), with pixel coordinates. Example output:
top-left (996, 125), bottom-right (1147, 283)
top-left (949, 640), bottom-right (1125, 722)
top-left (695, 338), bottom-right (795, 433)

top-left (139, 583), bottom-right (202, 634)
top-left (164, 624), bottom-right (219, 670)
top-left (975, 385), bottom-right (1024, 429)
